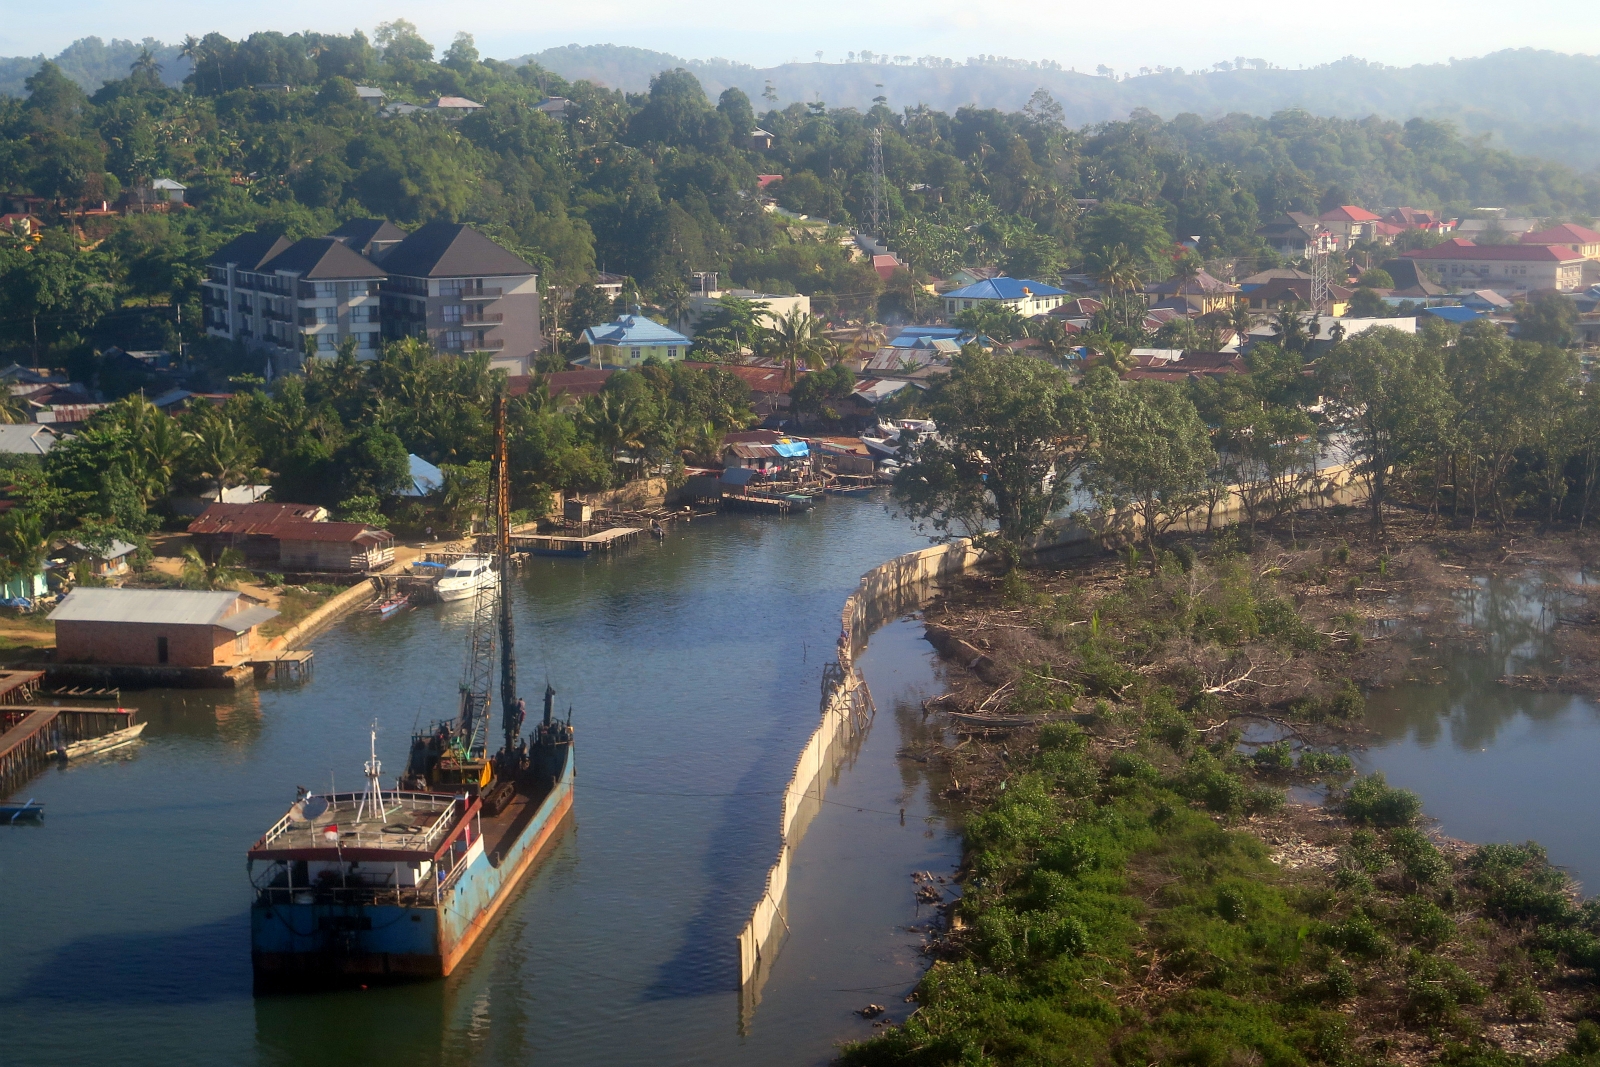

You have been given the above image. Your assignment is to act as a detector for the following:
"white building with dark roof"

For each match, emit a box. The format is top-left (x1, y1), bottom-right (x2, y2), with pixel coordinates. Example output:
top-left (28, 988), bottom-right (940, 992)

top-left (201, 233), bottom-right (387, 368)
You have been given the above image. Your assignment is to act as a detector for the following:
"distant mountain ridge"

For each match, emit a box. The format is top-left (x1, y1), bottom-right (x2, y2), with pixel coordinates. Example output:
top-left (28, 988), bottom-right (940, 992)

top-left (519, 44), bottom-right (1600, 171)
top-left (2, 36), bottom-right (1595, 171)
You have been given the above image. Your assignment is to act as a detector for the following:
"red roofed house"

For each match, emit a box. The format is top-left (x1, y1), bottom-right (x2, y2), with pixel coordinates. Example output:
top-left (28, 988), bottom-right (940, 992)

top-left (1319, 206), bottom-right (1383, 245)
top-left (1403, 240), bottom-right (1587, 294)
top-left (187, 501), bottom-right (393, 572)
top-left (508, 369), bottom-right (614, 410)
top-left (1520, 223), bottom-right (1600, 259)
top-left (871, 254), bottom-right (901, 282)
top-left (1124, 351), bottom-right (1247, 382)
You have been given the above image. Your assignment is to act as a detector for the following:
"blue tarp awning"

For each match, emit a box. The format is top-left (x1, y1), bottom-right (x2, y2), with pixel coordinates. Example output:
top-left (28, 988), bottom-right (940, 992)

top-left (401, 454), bottom-right (445, 497)
top-left (721, 467), bottom-right (758, 486)
top-left (772, 440), bottom-right (809, 458)
top-left (1423, 306), bottom-right (1481, 324)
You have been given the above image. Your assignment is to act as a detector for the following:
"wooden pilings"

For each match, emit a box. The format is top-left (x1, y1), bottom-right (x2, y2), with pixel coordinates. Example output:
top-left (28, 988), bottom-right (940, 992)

top-left (0, 705), bottom-right (139, 797)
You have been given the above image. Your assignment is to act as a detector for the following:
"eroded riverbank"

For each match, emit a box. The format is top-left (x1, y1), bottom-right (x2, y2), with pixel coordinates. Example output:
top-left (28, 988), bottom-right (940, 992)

top-left (848, 516), bottom-right (1600, 1066)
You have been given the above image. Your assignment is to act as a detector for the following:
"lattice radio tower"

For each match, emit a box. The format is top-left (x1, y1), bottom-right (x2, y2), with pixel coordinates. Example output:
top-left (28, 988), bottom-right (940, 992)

top-left (1309, 228), bottom-right (1334, 314)
top-left (869, 127), bottom-right (887, 237)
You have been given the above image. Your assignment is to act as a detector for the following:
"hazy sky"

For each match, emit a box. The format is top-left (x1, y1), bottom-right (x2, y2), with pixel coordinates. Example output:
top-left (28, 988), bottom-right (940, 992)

top-left (4, 0), bottom-right (1597, 73)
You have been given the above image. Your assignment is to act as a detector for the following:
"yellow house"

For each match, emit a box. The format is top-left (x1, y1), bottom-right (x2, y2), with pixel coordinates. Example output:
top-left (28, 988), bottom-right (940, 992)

top-left (581, 314), bottom-right (692, 369)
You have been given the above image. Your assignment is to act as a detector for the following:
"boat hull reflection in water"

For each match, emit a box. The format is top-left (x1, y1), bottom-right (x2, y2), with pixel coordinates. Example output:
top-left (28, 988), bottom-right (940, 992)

top-left (249, 744), bottom-right (573, 985)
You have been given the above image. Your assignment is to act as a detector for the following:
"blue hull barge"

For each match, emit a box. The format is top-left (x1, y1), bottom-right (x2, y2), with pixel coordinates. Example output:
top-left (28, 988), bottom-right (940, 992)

top-left (249, 393), bottom-right (578, 989)
top-left (248, 741), bottom-right (573, 984)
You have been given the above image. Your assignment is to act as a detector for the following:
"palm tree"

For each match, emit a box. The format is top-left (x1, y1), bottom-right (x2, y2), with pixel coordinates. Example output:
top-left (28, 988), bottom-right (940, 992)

top-left (761, 308), bottom-right (829, 387)
top-left (185, 408), bottom-right (262, 497)
top-left (0, 387), bottom-right (27, 425)
top-left (181, 545), bottom-right (247, 590)
top-left (0, 508), bottom-right (47, 590)
top-left (1229, 301), bottom-right (1256, 347)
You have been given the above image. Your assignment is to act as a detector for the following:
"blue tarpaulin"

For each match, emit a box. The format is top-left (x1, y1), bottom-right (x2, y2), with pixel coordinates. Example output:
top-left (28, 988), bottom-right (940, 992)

top-left (772, 440), bottom-right (809, 458)
top-left (1423, 306), bottom-right (1481, 324)
top-left (401, 454), bottom-right (445, 497)
top-left (721, 467), bottom-right (758, 485)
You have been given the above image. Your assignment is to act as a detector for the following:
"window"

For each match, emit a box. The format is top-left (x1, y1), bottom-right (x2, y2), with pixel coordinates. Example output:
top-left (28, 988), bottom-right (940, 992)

top-left (631, 347), bottom-right (641, 361)
top-left (442, 304), bottom-right (464, 323)
top-left (667, 347), bottom-right (677, 358)
top-left (317, 333), bottom-right (337, 351)
top-left (156, 636), bottom-right (168, 664)
top-left (315, 282), bottom-right (337, 299)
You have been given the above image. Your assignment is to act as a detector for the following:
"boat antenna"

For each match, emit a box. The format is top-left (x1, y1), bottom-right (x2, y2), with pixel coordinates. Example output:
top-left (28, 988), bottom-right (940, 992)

top-left (357, 720), bottom-right (386, 824)
top-left (495, 391), bottom-right (521, 762)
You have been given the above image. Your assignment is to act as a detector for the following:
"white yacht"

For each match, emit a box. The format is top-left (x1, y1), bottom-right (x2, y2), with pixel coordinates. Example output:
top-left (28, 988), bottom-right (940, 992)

top-left (436, 554), bottom-right (498, 602)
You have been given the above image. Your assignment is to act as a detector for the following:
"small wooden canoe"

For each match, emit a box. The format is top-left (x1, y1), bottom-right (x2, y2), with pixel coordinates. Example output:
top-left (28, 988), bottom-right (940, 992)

top-left (61, 721), bottom-right (147, 760)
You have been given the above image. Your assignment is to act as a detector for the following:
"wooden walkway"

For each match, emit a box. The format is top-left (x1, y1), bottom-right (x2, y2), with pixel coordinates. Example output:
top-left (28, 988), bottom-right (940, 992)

top-left (512, 527), bottom-right (644, 556)
top-left (0, 670), bottom-right (44, 706)
top-left (1, 705), bottom-right (139, 796)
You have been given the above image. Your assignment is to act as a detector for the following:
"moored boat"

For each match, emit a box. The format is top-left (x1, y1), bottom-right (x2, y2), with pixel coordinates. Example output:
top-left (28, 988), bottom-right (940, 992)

top-left (2, 798), bottom-right (43, 823)
top-left (372, 594), bottom-right (411, 618)
top-left (60, 720), bottom-right (146, 759)
top-left (435, 555), bottom-right (496, 602)
top-left (249, 394), bottom-right (575, 989)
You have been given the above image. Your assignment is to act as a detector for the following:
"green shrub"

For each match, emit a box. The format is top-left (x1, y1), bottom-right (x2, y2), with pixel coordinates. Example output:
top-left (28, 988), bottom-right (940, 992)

top-left (1318, 962), bottom-right (1357, 1002)
top-left (1572, 1020), bottom-right (1600, 1056)
top-left (1395, 896), bottom-right (1455, 945)
top-left (1389, 827), bottom-right (1451, 886)
top-left (1404, 950), bottom-right (1484, 1022)
top-left (975, 906), bottom-right (1089, 969)
top-left (1297, 750), bottom-right (1354, 775)
top-left (1334, 867), bottom-right (1374, 894)
top-left (1173, 752), bottom-right (1249, 814)
top-left (1342, 773), bottom-right (1423, 827)
top-left (1252, 741), bottom-right (1294, 772)
top-left (1041, 834), bottom-right (1100, 877)
top-left (1505, 980), bottom-right (1547, 1021)
top-left (1107, 752), bottom-right (1159, 783)
top-left (1215, 885), bottom-right (1248, 922)
top-left (1322, 910), bottom-right (1392, 959)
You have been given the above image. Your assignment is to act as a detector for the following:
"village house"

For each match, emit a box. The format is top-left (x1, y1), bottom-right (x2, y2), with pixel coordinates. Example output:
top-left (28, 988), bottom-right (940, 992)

top-left (683, 289), bottom-right (811, 336)
top-left (187, 502), bottom-right (330, 564)
top-left (941, 278), bottom-right (1068, 317)
top-left (1319, 205), bottom-right (1385, 245)
top-left (1402, 239), bottom-right (1587, 294)
top-left (581, 314), bottom-right (691, 368)
top-left (50, 588), bottom-right (278, 668)
top-left (1254, 212), bottom-right (1323, 259)
top-left (1143, 271), bottom-right (1241, 315)
top-left (1518, 223), bottom-right (1600, 258)
top-left (0, 424), bottom-right (60, 456)
top-left (53, 539), bottom-right (138, 582)
top-left (274, 522), bottom-right (395, 572)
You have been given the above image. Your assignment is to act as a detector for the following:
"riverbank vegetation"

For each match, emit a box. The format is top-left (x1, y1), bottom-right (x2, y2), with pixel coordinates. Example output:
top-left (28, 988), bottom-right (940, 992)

top-left (0, 341), bottom-right (756, 593)
top-left (846, 529), bottom-right (1600, 1067)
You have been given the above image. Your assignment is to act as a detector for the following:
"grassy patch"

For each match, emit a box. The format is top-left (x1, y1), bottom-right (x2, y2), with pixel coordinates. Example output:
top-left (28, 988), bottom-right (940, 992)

top-left (258, 587), bottom-right (331, 638)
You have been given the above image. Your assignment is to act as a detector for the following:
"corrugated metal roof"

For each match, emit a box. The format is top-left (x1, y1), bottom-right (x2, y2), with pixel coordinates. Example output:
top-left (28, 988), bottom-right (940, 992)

top-left (582, 314), bottom-right (691, 347)
top-left (942, 278), bottom-right (1068, 301)
top-left (216, 605), bottom-right (280, 633)
top-left (0, 424), bottom-right (60, 455)
top-left (50, 589), bottom-right (246, 626)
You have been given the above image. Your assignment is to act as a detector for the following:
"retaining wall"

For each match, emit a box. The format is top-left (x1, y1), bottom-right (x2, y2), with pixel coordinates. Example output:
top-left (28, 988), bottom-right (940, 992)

top-left (267, 578), bottom-right (379, 652)
top-left (736, 539), bottom-right (986, 994)
top-left (734, 462), bottom-right (1372, 995)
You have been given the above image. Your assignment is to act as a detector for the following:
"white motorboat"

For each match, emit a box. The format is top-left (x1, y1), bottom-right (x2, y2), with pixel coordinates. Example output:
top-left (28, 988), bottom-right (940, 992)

top-left (435, 554), bottom-right (498, 602)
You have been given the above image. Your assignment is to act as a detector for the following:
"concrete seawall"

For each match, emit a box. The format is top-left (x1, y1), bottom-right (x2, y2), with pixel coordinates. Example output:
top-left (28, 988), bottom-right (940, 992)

top-left (735, 461), bottom-right (1373, 997)
top-left (267, 579), bottom-right (379, 652)
top-left (736, 539), bottom-right (986, 997)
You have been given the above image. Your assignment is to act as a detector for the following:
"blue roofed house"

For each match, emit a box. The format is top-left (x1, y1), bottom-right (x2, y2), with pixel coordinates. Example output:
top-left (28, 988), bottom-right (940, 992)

top-left (580, 314), bottom-right (692, 369)
top-left (941, 278), bottom-right (1069, 318)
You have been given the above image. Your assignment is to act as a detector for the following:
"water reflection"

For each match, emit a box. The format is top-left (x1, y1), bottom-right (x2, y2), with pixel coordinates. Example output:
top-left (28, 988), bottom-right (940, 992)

top-left (1360, 570), bottom-right (1600, 891)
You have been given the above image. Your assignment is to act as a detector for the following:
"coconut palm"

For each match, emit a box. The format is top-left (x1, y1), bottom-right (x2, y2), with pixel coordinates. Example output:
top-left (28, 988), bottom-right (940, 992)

top-left (184, 407), bottom-right (263, 497)
top-left (181, 545), bottom-right (248, 591)
top-left (761, 307), bottom-right (830, 387)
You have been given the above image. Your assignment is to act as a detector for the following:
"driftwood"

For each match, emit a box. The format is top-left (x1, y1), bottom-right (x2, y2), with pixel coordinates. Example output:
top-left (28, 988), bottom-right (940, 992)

top-left (947, 712), bottom-right (1045, 728)
top-left (923, 623), bottom-right (1012, 685)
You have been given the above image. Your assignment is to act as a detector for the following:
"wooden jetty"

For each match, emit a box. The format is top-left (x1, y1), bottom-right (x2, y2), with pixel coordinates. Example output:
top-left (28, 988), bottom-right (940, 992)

top-left (245, 649), bottom-right (314, 682)
top-left (0, 670), bottom-right (44, 706)
top-left (0, 705), bottom-right (140, 796)
top-left (512, 527), bottom-right (644, 558)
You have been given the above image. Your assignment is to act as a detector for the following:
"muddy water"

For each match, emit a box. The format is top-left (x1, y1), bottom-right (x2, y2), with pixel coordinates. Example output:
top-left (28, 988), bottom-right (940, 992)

top-left (0, 496), bottom-right (960, 1067)
top-left (1358, 572), bottom-right (1600, 890)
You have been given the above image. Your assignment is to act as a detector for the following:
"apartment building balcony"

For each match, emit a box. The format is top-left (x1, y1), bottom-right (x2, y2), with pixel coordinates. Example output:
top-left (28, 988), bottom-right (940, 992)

top-left (462, 311), bottom-right (503, 324)
top-left (445, 339), bottom-right (505, 352)
top-left (458, 287), bottom-right (503, 301)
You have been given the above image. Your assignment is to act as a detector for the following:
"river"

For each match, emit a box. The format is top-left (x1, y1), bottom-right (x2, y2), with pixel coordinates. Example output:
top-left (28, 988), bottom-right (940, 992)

top-left (0, 494), bottom-right (962, 1067)
top-left (1357, 570), bottom-right (1600, 891)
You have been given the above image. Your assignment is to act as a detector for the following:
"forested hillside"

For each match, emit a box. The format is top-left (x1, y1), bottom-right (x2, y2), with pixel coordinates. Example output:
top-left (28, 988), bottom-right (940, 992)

top-left (1, 24), bottom-right (1597, 367)
top-left (526, 45), bottom-right (1600, 170)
